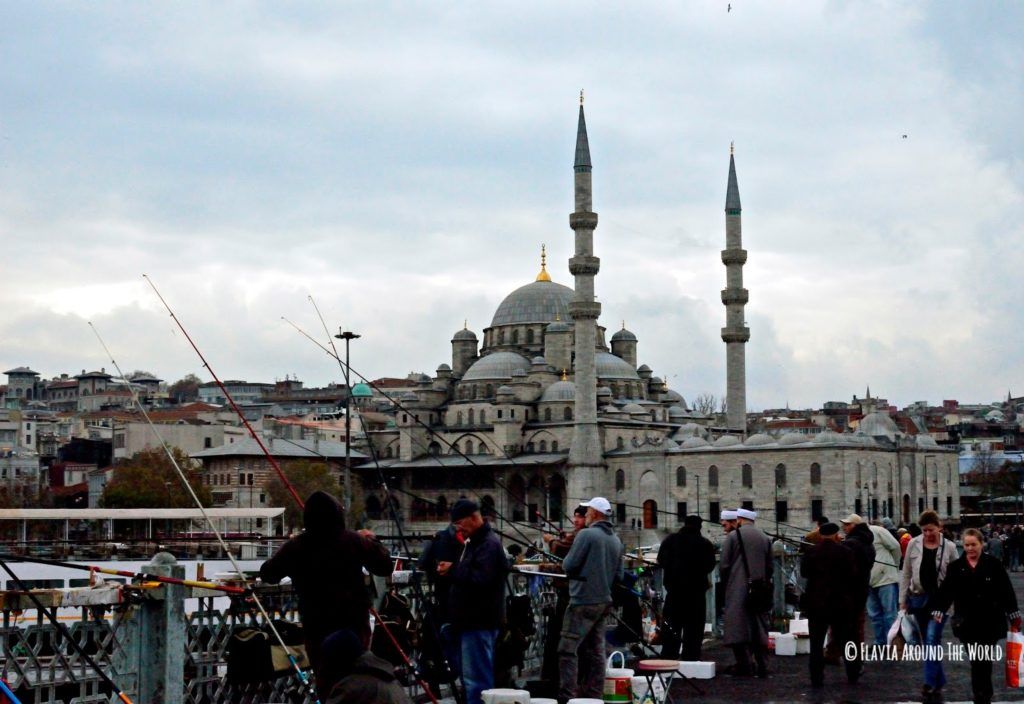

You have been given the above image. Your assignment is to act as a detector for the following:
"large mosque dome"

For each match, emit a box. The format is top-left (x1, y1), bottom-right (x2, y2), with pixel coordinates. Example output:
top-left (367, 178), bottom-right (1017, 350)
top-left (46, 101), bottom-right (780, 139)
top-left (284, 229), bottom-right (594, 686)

top-left (462, 351), bottom-right (532, 381)
top-left (490, 280), bottom-right (574, 327)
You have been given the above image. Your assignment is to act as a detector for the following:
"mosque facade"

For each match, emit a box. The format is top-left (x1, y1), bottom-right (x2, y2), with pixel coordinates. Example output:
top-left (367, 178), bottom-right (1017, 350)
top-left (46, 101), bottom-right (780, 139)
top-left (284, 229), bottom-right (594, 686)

top-left (365, 103), bottom-right (959, 542)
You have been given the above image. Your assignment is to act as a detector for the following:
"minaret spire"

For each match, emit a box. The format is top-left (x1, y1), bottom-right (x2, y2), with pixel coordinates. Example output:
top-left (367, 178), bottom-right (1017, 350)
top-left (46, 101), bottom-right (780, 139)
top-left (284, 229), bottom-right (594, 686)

top-left (567, 95), bottom-right (603, 502)
top-left (721, 144), bottom-right (749, 433)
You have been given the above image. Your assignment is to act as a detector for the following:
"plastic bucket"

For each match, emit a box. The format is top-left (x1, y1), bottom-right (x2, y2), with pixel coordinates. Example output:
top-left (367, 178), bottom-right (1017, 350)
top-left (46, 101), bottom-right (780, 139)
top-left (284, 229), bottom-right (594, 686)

top-left (481, 689), bottom-right (530, 704)
top-left (604, 651), bottom-right (634, 702)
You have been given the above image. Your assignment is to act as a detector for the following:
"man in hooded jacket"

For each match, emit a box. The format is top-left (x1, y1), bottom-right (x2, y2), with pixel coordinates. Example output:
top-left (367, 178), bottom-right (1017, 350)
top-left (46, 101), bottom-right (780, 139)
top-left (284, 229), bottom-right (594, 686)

top-left (840, 513), bottom-right (876, 649)
top-left (260, 490), bottom-right (393, 694)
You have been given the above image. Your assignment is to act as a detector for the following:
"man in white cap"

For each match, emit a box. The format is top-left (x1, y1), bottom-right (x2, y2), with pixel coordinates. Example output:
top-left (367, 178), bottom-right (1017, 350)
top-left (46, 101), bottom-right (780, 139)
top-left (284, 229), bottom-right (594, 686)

top-left (720, 509), bottom-right (739, 534)
top-left (719, 507), bottom-right (773, 677)
top-left (558, 497), bottom-right (624, 702)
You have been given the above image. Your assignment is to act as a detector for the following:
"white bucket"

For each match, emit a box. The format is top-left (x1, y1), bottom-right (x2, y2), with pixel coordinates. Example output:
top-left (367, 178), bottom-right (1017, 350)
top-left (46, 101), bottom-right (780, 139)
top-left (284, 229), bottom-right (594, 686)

top-left (531, 700), bottom-right (559, 704)
top-left (481, 689), bottom-right (531, 704)
top-left (604, 650), bottom-right (634, 702)
top-left (568, 700), bottom-right (605, 704)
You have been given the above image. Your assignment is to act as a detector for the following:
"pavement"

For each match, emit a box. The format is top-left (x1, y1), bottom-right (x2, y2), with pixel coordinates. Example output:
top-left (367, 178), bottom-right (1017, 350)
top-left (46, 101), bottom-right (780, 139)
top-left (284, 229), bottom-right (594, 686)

top-left (664, 572), bottom-right (1024, 704)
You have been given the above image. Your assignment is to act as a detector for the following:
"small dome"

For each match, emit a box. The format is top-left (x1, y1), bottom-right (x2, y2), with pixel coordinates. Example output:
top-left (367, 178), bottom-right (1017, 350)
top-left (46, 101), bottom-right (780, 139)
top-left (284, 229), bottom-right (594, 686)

top-left (668, 406), bottom-right (686, 418)
top-left (597, 386), bottom-right (613, 398)
top-left (596, 351), bottom-right (641, 380)
top-left (602, 405), bottom-right (624, 415)
top-left (917, 435), bottom-right (939, 448)
top-left (637, 364), bottom-right (651, 372)
top-left (546, 320), bottom-right (572, 333)
top-left (462, 351), bottom-right (531, 382)
top-left (858, 412), bottom-right (899, 439)
top-left (452, 327), bottom-right (477, 341)
top-left (676, 422), bottom-right (704, 437)
top-left (744, 433), bottom-right (775, 446)
top-left (778, 433), bottom-right (808, 446)
top-left (511, 369), bottom-right (527, 378)
top-left (681, 436), bottom-right (711, 449)
top-left (496, 385), bottom-right (515, 395)
top-left (622, 402), bottom-right (646, 414)
top-left (399, 391), bottom-right (419, 401)
top-left (851, 432), bottom-right (876, 446)
top-left (541, 380), bottom-right (576, 402)
top-left (714, 435), bottom-right (741, 447)
top-left (491, 280), bottom-right (574, 327)
top-left (611, 327), bottom-right (637, 342)
top-left (650, 376), bottom-right (663, 384)
top-left (531, 356), bottom-right (548, 366)
top-left (436, 363), bottom-right (451, 371)
top-left (351, 383), bottom-right (373, 398)
top-left (814, 429), bottom-right (841, 444)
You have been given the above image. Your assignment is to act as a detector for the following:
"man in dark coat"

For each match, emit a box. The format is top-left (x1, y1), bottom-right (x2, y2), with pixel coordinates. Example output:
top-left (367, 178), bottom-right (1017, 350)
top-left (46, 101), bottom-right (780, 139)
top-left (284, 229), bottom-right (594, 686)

top-left (841, 513), bottom-right (876, 648)
top-left (802, 523), bottom-right (861, 686)
top-left (260, 491), bottom-right (392, 694)
top-left (418, 521), bottom-right (464, 684)
top-left (657, 514), bottom-right (716, 661)
top-left (447, 499), bottom-right (508, 704)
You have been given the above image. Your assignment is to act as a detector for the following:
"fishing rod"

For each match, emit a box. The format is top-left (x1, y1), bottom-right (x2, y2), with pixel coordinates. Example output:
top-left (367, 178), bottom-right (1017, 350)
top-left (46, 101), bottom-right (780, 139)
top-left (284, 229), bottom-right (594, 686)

top-left (0, 555), bottom-right (134, 703)
top-left (89, 320), bottom-right (319, 703)
top-left (307, 297), bottom-right (448, 704)
top-left (280, 317), bottom-right (573, 523)
top-left (2, 554), bottom-right (248, 595)
top-left (144, 275), bottom-right (305, 509)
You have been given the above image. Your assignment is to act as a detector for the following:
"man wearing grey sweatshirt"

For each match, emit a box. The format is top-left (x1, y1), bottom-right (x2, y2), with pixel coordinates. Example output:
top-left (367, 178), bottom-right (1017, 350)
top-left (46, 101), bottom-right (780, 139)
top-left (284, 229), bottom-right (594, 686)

top-left (557, 496), bottom-right (624, 702)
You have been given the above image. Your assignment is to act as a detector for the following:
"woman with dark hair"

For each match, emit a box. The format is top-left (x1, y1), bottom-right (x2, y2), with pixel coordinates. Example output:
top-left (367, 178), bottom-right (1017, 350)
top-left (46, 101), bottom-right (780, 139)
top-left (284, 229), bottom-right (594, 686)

top-left (899, 510), bottom-right (959, 703)
top-left (930, 528), bottom-right (1021, 704)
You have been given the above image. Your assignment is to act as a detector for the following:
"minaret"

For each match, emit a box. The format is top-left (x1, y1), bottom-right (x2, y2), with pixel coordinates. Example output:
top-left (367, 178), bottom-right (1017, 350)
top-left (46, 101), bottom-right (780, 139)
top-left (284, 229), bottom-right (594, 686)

top-left (721, 144), bottom-right (749, 433)
top-left (567, 92), bottom-right (603, 502)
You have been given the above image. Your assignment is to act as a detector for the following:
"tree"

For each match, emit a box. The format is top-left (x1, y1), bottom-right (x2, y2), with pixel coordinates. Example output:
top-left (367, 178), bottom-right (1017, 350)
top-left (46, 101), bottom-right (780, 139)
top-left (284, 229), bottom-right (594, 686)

top-left (266, 460), bottom-right (350, 533)
top-left (168, 373), bottom-right (203, 403)
top-left (101, 447), bottom-right (212, 508)
top-left (692, 393), bottom-right (718, 416)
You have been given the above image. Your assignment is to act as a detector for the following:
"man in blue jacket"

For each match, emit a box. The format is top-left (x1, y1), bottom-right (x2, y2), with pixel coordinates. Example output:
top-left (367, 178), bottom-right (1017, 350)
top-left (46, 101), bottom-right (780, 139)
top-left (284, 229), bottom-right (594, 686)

top-left (446, 498), bottom-right (508, 704)
top-left (558, 496), bottom-right (624, 702)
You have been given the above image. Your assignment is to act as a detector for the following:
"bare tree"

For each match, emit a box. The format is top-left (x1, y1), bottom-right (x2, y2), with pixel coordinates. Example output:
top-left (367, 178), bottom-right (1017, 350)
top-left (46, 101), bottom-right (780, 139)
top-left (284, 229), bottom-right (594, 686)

top-left (692, 393), bottom-right (718, 416)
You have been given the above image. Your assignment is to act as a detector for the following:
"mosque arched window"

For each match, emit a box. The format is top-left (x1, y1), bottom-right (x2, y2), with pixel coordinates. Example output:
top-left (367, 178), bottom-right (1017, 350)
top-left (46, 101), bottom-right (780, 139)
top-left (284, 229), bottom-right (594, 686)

top-left (742, 464), bottom-right (753, 488)
top-left (526, 329), bottom-right (534, 344)
top-left (615, 469), bottom-right (625, 492)
top-left (485, 384), bottom-right (493, 398)
top-left (365, 496), bottom-right (382, 520)
top-left (435, 495), bottom-right (448, 521)
top-left (498, 330), bottom-right (505, 344)
top-left (810, 463), bottom-right (821, 486)
top-left (428, 442), bottom-right (441, 457)
top-left (616, 436), bottom-right (624, 450)
top-left (456, 411), bottom-right (463, 426)
top-left (551, 440), bottom-right (559, 452)
top-left (709, 465), bottom-right (719, 488)
top-left (511, 329), bottom-right (519, 344)
top-left (468, 408), bottom-right (475, 425)
top-left (775, 464), bottom-right (787, 488)
top-left (544, 407), bottom-right (552, 422)
top-left (465, 440), bottom-right (473, 455)
top-left (564, 406), bottom-right (573, 421)
top-left (676, 467), bottom-right (686, 487)
top-left (539, 440), bottom-right (547, 453)
top-left (480, 410), bottom-right (486, 424)
top-left (526, 442), bottom-right (535, 453)
top-left (643, 500), bottom-right (658, 529)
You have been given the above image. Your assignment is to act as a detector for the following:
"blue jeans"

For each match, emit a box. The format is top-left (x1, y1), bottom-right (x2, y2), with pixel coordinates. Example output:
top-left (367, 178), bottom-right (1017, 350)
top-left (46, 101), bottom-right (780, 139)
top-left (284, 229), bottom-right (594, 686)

top-left (440, 623), bottom-right (461, 680)
top-left (866, 583), bottom-right (899, 645)
top-left (460, 628), bottom-right (498, 704)
top-left (908, 593), bottom-right (947, 689)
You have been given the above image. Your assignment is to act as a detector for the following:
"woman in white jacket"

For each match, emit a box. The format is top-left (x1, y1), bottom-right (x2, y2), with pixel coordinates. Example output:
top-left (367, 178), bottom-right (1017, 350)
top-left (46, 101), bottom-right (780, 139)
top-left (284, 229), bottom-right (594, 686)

top-left (898, 510), bottom-right (959, 703)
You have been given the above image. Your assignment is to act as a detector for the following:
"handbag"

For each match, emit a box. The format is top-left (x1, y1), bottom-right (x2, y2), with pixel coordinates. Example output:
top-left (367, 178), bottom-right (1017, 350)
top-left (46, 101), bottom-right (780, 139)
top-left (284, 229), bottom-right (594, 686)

top-left (1006, 629), bottom-right (1024, 688)
top-left (736, 527), bottom-right (773, 613)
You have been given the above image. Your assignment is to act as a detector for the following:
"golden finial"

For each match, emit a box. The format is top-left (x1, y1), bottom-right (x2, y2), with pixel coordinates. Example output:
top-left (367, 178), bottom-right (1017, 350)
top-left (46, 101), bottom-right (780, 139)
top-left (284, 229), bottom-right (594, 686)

top-left (561, 369), bottom-right (568, 381)
top-left (555, 312), bottom-right (561, 321)
top-left (536, 243), bottom-right (552, 282)
top-left (730, 141), bottom-right (734, 155)
top-left (580, 89), bottom-right (584, 106)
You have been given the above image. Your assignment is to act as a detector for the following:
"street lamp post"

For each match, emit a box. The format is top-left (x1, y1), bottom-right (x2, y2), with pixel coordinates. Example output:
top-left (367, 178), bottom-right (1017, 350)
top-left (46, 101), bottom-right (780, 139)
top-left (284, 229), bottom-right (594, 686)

top-left (334, 329), bottom-right (361, 514)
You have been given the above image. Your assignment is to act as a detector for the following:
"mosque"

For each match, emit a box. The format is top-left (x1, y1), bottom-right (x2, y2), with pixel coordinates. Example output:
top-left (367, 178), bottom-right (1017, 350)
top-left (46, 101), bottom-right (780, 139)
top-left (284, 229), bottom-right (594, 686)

top-left (365, 101), bottom-right (959, 542)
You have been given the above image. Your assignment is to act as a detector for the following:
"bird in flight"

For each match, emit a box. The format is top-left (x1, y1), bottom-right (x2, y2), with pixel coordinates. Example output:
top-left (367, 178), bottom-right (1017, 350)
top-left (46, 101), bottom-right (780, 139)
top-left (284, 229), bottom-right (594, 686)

top-left (902, 134), bottom-right (908, 139)
top-left (728, 3), bottom-right (732, 11)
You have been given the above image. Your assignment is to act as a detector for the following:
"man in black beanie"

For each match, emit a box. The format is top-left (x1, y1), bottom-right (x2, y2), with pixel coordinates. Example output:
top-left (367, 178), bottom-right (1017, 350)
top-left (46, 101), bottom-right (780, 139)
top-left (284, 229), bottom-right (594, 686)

top-left (657, 514), bottom-right (716, 661)
top-left (446, 498), bottom-right (508, 704)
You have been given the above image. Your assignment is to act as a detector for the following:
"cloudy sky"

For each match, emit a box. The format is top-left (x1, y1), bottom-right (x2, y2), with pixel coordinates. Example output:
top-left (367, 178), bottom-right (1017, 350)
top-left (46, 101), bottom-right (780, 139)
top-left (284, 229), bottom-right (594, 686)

top-left (1, 2), bottom-right (1021, 410)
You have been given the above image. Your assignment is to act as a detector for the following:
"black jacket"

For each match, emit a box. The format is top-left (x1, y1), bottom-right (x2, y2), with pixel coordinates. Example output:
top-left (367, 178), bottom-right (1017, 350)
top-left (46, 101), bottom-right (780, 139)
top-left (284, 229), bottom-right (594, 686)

top-left (449, 521), bottom-right (508, 630)
top-left (930, 553), bottom-right (1021, 643)
top-left (843, 523), bottom-right (876, 601)
top-left (326, 652), bottom-right (412, 704)
top-left (801, 538), bottom-right (859, 617)
top-left (657, 526), bottom-right (716, 595)
top-left (418, 524), bottom-right (463, 622)
top-left (260, 491), bottom-right (392, 643)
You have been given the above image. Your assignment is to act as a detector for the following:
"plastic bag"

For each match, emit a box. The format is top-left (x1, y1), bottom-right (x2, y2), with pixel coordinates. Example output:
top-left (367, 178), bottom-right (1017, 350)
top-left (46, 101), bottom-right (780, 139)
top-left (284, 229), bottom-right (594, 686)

top-left (1007, 630), bottom-right (1024, 688)
top-left (887, 610), bottom-right (919, 646)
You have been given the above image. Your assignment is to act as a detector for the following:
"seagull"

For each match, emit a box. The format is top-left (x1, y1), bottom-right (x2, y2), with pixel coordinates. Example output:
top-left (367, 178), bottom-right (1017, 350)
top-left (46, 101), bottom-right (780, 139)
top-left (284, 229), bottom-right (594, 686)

top-left (902, 134), bottom-right (908, 139)
top-left (728, 3), bottom-right (732, 11)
